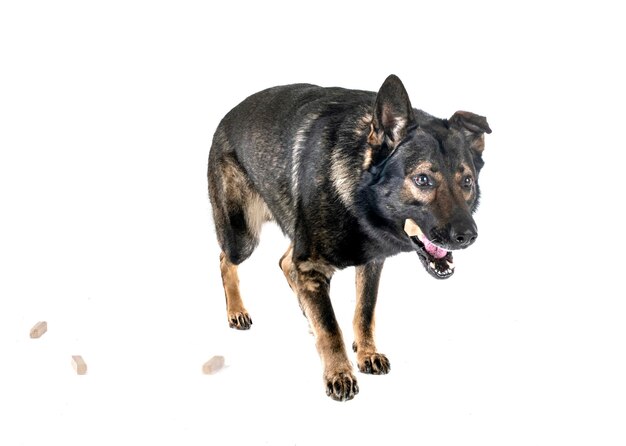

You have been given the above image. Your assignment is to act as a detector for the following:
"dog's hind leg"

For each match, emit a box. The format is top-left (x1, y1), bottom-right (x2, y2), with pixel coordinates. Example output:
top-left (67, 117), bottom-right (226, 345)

top-left (280, 244), bottom-right (311, 326)
top-left (219, 252), bottom-right (252, 329)
top-left (208, 145), bottom-right (270, 330)
top-left (352, 258), bottom-right (390, 374)
top-left (279, 244), bottom-right (297, 291)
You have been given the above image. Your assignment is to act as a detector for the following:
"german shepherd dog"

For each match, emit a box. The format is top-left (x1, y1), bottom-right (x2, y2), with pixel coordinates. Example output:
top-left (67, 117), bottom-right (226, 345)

top-left (208, 75), bottom-right (491, 401)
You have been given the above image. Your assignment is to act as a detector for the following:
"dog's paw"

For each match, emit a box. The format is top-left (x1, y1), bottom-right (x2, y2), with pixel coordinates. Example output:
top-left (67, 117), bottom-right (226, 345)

top-left (228, 311), bottom-right (252, 330)
top-left (357, 352), bottom-right (390, 375)
top-left (324, 370), bottom-right (359, 401)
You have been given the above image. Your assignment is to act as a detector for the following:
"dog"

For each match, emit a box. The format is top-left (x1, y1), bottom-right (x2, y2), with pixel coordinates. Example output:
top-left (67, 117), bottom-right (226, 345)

top-left (207, 75), bottom-right (491, 401)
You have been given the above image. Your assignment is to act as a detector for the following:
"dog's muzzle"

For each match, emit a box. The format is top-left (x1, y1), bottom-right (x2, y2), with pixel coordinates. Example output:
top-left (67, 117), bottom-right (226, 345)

top-left (404, 219), bottom-right (455, 279)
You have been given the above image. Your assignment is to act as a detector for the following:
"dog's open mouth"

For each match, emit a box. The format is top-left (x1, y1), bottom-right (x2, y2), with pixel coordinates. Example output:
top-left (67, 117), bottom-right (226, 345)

top-left (404, 219), bottom-right (454, 280)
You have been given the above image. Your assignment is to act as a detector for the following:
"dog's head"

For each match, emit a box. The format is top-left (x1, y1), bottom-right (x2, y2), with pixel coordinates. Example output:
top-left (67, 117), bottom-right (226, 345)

top-left (363, 75), bottom-right (491, 279)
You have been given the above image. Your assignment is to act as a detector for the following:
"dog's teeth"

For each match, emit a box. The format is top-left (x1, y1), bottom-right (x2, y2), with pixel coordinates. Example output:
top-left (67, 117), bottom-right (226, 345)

top-left (429, 261), bottom-right (435, 270)
top-left (446, 260), bottom-right (455, 270)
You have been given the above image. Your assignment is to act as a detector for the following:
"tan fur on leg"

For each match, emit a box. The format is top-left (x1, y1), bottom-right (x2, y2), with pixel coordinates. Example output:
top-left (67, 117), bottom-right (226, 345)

top-left (293, 259), bottom-right (358, 401)
top-left (220, 252), bottom-right (252, 330)
top-left (353, 259), bottom-right (390, 375)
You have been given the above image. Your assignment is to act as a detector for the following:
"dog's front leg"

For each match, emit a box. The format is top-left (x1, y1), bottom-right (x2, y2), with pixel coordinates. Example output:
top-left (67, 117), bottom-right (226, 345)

top-left (352, 258), bottom-right (390, 374)
top-left (294, 259), bottom-right (359, 401)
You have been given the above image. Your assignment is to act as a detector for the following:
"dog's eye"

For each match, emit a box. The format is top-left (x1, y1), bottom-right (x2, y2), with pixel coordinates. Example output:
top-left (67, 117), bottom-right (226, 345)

top-left (463, 175), bottom-right (474, 189)
top-left (414, 174), bottom-right (433, 187)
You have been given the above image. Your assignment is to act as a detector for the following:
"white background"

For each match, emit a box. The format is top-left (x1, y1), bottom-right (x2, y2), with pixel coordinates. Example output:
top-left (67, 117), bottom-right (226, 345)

top-left (1, 1), bottom-right (625, 445)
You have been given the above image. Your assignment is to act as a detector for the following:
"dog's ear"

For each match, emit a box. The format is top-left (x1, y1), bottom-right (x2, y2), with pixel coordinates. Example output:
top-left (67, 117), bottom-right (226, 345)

top-left (450, 111), bottom-right (491, 135)
top-left (449, 111), bottom-right (492, 155)
top-left (369, 75), bottom-right (416, 152)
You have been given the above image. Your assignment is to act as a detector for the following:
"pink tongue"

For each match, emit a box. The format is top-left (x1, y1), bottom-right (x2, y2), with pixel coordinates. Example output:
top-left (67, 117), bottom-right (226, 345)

top-left (420, 235), bottom-right (448, 259)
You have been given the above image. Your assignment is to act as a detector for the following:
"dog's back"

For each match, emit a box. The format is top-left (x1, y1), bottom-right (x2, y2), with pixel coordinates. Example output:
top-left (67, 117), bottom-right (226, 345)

top-left (209, 84), bottom-right (375, 242)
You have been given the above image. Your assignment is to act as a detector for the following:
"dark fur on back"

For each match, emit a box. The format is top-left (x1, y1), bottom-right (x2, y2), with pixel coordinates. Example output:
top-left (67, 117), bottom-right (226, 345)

top-left (211, 85), bottom-right (376, 265)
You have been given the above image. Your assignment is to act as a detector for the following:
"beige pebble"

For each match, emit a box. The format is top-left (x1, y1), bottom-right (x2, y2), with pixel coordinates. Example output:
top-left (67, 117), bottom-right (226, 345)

top-left (71, 355), bottom-right (87, 375)
top-left (29, 321), bottom-right (48, 339)
top-left (202, 355), bottom-right (225, 375)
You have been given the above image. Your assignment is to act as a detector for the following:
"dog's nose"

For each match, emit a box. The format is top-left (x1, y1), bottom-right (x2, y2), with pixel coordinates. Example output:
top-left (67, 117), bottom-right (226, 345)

top-left (450, 226), bottom-right (477, 248)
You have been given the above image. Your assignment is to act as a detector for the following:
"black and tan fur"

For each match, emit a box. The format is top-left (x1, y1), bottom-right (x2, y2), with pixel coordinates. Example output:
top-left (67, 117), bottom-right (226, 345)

top-left (208, 75), bottom-right (491, 401)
